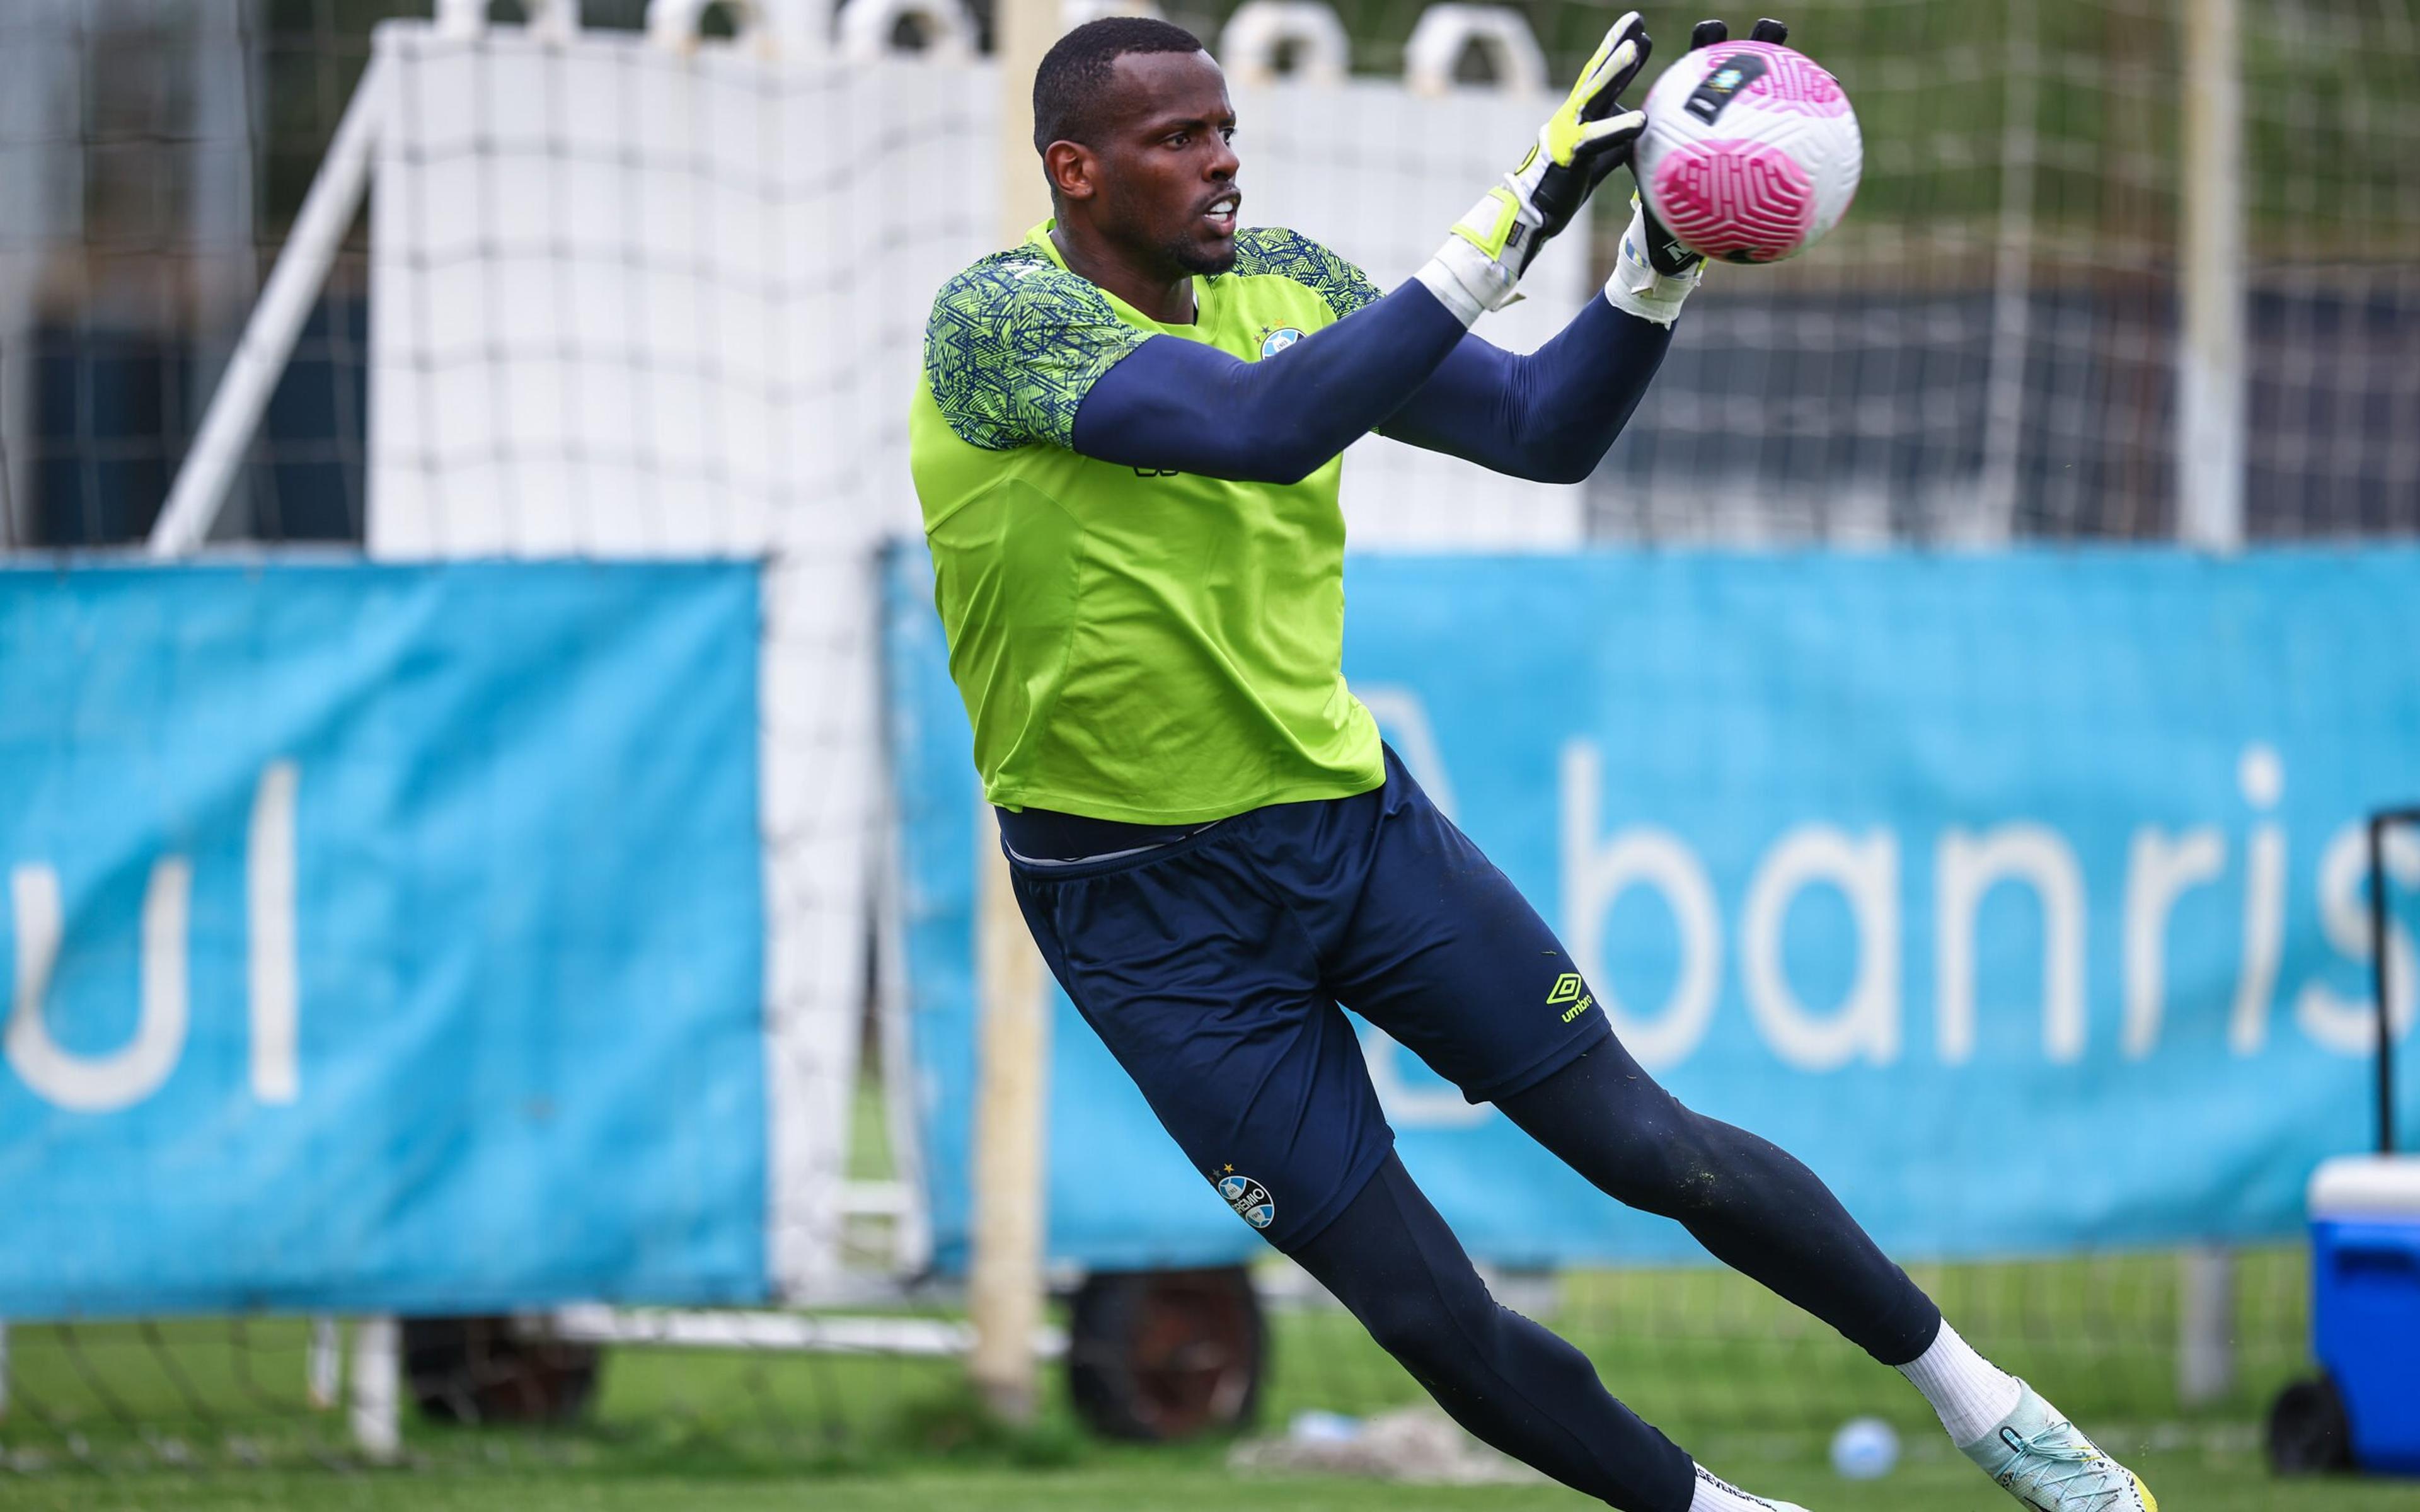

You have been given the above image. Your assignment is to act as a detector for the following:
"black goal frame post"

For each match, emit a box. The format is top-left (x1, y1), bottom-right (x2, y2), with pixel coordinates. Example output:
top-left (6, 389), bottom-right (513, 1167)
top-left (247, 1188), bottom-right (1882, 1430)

top-left (2370, 807), bottom-right (2420, 1155)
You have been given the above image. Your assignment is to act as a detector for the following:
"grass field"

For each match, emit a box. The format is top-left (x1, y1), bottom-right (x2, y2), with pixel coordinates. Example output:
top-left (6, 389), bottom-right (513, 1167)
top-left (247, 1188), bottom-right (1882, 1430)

top-left (3, 1446), bottom-right (2417, 1512)
top-left (4, 1244), bottom-right (2407, 1510)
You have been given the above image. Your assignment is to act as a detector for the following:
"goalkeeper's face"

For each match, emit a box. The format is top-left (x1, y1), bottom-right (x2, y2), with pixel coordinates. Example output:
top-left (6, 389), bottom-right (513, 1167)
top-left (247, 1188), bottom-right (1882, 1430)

top-left (1071, 50), bottom-right (1242, 277)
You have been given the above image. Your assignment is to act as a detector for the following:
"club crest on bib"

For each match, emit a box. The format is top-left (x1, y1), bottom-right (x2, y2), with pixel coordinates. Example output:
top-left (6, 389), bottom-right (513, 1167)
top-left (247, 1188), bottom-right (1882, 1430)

top-left (1218, 1172), bottom-right (1276, 1230)
top-left (1259, 326), bottom-right (1304, 358)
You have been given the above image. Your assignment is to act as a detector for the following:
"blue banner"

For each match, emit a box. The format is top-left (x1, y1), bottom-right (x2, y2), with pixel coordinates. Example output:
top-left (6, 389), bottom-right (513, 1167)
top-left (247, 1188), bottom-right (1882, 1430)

top-left (0, 562), bottom-right (767, 1315)
top-left (885, 548), bottom-right (2420, 1271)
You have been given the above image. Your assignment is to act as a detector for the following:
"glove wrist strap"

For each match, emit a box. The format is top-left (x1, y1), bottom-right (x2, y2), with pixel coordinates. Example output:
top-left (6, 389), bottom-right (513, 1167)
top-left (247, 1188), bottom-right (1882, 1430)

top-left (1414, 238), bottom-right (1493, 326)
top-left (1605, 206), bottom-right (1702, 326)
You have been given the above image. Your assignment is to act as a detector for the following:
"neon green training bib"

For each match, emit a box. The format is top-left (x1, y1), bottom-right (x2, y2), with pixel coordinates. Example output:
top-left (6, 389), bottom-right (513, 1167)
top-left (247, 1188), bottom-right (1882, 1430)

top-left (909, 221), bottom-right (1387, 825)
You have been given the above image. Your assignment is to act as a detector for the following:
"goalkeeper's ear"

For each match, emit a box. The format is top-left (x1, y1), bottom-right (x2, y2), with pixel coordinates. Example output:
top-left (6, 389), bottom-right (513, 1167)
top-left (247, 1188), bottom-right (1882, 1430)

top-left (1042, 139), bottom-right (1103, 204)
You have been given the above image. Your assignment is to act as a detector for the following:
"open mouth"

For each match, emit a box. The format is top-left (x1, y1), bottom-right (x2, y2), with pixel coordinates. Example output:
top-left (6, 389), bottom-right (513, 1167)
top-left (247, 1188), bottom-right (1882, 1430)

top-left (1202, 192), bottom-right (1240, 234)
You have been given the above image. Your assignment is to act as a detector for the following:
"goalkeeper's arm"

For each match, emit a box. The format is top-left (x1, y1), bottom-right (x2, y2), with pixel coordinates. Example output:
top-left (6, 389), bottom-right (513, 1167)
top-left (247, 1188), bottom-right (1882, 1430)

top-left (1071, 283), bottom-right (1468, 486)
top-left (1378, 16), bottom-right (1809, 484)
top-left (1075, 200), bottom-right (1691, 490)
top-left (1379, 295), bottom-right (1674, 486)
top-left (1066, 14), bottom-right (1652, 486)
top-left (1377, 16), bottom-right (1811, 483)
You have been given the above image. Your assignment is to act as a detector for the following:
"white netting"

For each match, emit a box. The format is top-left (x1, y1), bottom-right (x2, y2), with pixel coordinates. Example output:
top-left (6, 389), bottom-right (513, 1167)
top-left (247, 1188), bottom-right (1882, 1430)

top-left (1229, 75), bottom-right (1588, 544)
top-left (356, 14), bottom-right (1601, 1293)
top-left (362, 30), bottom-right (1592, 558)
top-left (1567, 0), bottom-right (2420, 541)
top-left (0, 0), bottom-right (269, 547)
top-left (4, 2), bottom-right (2414, 556)
top-left (2240, 0), bottom-right (2420, 534)
top-left (365, 26), bottom-right (1002, 1299)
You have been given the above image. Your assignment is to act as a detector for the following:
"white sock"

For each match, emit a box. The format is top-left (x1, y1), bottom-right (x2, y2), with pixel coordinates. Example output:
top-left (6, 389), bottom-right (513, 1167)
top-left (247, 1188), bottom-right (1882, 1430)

top-left (1689, 1465), bottom-right (1794, 1511)
top-left (1898, 1319), bottom-right (2024, 1445)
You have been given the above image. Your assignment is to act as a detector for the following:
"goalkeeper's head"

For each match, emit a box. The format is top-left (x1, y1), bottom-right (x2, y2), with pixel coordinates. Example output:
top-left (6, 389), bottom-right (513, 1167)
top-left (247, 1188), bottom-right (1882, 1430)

top-left (1033, 17), bottom-right (1241, 278)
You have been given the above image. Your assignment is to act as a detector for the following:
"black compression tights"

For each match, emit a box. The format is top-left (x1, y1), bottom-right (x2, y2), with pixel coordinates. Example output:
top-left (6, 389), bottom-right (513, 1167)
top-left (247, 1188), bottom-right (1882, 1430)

top-left (1291, 1041), bottom-right (1942, 1512)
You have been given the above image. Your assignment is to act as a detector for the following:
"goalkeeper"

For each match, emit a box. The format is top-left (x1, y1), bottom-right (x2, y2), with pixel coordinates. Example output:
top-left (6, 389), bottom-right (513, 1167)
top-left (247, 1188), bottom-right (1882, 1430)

top-left (911, 16), bottom-right (2153, 1512)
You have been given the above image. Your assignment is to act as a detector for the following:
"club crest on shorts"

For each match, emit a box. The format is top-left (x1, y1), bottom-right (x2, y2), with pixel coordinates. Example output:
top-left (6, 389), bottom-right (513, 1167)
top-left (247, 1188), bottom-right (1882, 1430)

top-left (1259, 326), bottom-right (1304, 358)
top-left (1217, 1172), bottom-right (1276, 1230)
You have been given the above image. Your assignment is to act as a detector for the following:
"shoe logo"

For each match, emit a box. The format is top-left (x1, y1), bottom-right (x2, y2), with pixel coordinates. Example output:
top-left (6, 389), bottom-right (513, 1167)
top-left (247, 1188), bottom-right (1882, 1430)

top-left (1995, 1471), bottom-right (2053, 1512)
top-left (1990, 1458), bottom-right (2052, 1512)
top-left (1217, 1171), bottom-right (1275, 1230)
top-left (1547, 971), bottom-right (1595, 1023)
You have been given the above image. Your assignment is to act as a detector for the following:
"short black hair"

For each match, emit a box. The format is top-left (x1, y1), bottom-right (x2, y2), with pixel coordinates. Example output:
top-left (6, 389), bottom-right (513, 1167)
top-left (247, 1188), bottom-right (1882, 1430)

top-left (1032, 16), bottom-right (1207, 154)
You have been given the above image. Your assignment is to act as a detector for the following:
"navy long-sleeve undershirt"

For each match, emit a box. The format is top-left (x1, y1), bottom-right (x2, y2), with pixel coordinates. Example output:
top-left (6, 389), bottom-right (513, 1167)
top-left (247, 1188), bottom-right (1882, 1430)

top-left (1066, 281), bottom-right (1673, 487)
top-left (1385, 293), bottom-right (1674, 484)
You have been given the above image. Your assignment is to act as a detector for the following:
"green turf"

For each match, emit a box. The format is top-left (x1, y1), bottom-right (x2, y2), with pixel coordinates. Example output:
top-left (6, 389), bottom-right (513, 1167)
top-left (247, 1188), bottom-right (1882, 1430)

top-left (1, 1448), bottom-right (2414, 1511)
top-left (0, 1244), bottom-right (2375, 1507)
top-left (0, 1239), bottom-right (2371, 1509)
top-left (0, 1254), bottom-right (2310, 1463)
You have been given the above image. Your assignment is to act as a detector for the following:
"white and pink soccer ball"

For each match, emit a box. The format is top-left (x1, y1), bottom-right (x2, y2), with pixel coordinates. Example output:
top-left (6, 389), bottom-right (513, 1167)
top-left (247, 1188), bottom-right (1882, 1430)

top-left (1632, 41), bottom-right (1863, 265)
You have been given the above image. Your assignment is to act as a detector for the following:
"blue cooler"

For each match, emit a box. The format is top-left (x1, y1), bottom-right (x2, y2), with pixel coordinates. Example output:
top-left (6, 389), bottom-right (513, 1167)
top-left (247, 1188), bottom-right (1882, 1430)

top-left (2308, 1155), bottom-right (2420, 1474)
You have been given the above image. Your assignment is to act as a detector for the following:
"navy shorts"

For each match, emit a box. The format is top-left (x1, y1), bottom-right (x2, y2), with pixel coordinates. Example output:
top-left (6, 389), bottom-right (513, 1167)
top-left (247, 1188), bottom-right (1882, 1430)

top-left (1005, 746), bottom-right (1612, 1252)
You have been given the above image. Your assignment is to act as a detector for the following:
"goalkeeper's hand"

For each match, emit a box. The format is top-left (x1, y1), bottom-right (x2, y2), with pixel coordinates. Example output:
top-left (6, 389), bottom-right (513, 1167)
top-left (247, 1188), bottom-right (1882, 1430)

top-left (1607, 15), bottom-right (1792, 326)
top-left (1417, 12), bottom-right (1652, 323)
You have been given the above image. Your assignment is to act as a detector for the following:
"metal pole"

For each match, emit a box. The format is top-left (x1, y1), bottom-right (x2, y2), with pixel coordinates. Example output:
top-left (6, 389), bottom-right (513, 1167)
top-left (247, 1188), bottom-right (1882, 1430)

top-left (967, 820), bottom-right (1052, 1422)
top-left (2177, 1246), bottom-right (2236, 1407)
top-left (1974, 0), bottom-right (2036, 542)
top-left (2177, 0), bottom-right (2246, 549)
top-left (308, 1315), bottom-right (342, 1410)
top-left (349, 1314), bottom-right (401, 1462)
top-left (2181, 9), bottom-right (2259, 1369)
top-left (995, 0), bottom-right (1059, 248)
top-left (147, 50), bottom-right (388, 558)
top-left (2370, 812), bottom-right (2412, 1157)
top-left (964, 0), bottom-right (1066, 1428)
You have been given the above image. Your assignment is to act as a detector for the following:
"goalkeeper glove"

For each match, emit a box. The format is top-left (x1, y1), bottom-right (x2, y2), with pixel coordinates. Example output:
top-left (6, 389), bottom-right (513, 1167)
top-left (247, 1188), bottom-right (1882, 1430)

top-left (1606, 15), bottom-right (1792, 326)
top-left (1417, 12), bottom-right (1652, 324)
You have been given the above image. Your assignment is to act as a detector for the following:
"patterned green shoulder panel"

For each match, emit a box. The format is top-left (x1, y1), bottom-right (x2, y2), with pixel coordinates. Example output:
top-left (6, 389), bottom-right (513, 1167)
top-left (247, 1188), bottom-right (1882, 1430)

top-left (923, 246), bottom-right (1151, 452)
top-left (1226, 227), bottom-right (1384, 321)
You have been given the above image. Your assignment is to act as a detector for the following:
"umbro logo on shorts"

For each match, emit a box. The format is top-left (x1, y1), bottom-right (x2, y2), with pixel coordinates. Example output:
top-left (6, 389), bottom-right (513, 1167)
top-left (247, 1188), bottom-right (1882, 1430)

top-left (1547, 971), bottom-right (1594, 1024)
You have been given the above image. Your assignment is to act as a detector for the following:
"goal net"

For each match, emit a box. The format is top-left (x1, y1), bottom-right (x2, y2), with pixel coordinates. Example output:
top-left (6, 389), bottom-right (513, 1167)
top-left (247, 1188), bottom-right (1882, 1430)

top-left (354, 6), bottom-right (1603, 1302)
top-left (1576, 0), bottom-right (2420, 542)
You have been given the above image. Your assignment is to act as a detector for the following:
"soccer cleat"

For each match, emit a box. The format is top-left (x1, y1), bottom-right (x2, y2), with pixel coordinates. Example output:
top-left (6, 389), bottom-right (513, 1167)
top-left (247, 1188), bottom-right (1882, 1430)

top-left (1961, 1382), bottom-right (2157, 1511)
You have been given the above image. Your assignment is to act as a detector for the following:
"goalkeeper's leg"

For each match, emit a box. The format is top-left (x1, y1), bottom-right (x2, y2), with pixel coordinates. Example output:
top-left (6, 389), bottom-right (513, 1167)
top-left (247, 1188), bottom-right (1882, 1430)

top-left (1490, 1043), bottom-right (2158, 1511)
top-left (1335, 749), bottom-right (2153, 1509)
top-left (1292, 1151), bottom-right (1804, 1512)
top-left (1345, 750), bottom-right (2158, 1499)
top-left (1499, 1038), bottom-right (1943, 1366)
top-left (1325, 749), bottom-right (1945, 1369)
